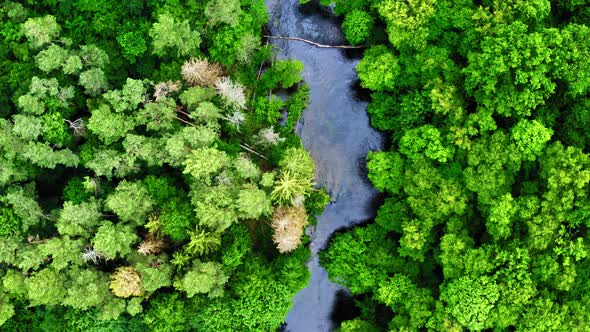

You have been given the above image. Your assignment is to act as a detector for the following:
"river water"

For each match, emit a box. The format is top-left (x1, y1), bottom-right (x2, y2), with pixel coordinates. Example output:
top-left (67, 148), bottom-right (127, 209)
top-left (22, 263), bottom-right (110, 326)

top-left (265, 0), bottom-right (385, 331)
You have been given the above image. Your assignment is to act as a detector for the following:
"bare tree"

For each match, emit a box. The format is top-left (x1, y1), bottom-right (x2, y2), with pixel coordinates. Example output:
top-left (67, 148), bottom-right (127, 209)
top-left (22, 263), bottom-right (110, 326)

top-left (271, 206), bottom-right (308, 253)
top-left (65, 118), bottom-right (85, 136)
top-left (215, 77), bottom-right (246, 109)
top-left (255, 127), bottom-right (285, 146)
top-left (82, 247), bottom-right (104, 264)
top-left (181, 58), bottom-right (223, 87)
top-left (153, 80), bottom-right (181, 101)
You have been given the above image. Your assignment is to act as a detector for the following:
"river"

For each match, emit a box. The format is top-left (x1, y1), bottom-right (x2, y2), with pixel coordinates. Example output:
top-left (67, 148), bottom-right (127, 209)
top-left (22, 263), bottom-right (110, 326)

top-left (264, 0), bottom-right (385, 331)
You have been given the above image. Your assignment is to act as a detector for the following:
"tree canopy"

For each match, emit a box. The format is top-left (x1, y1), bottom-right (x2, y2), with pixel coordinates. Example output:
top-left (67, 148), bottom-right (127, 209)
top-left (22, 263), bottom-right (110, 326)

top-left (322, 0), bottom-right (590, 330)
top-left (0, 1), bottom-right (325, 330)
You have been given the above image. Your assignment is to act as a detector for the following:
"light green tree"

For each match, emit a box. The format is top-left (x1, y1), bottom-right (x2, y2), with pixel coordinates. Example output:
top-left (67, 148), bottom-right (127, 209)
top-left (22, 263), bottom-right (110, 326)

top-left (23, 142), bottom-right (79, 168)
top-left (511, 119), bottom-right (553, 161)
top-left (149, 14), bottom-right (201, 57)
top-left (342, 10), bottom-right (374, 45)
top-left (173, 260), bottom-right (228, 298)
top-left (0, 293), bottom-right (14, 326)
top-left (236, 186), bottom-right (272, 220)
top-left (279, 147), bottom-right (315, 181)
top-left (63, 268), bottom-right (110, 309)
top-left (356, 45), bottom-right (399, 91)
top-left (367, 151), bottom-right (404, 194)
top-left (88, 105), bottom-right (136, 144)
top-left (233, 156), bottom-right (261, 180)
top-left (79, 68), bottom-right (109, 96)
top-left (138, 97), bottom-right (177, 131)
top-left (2, 269), bottom-right (26, 298)
top-left (440, 276), bottom-right (500, 330)
top-left (93, 222), bottom-right (139, 260)
top-left (1, 186), bottom-right (42, 234)
top-left (205, 0), bottom-right (241, 27)
top-left (24, 268), bottom-right (66, 306)
top-left (105, 180), bottom-right (154, 224)
top-left (135, 260), bottom-right (173, 293)
top-left (35, 44), bottom-right (69, 73)
top-left (486, 193), bottom-right (517, 240)
top-left (183, 147), bottom-right (230, 184)
top-left (56, 200), bottom-right (101, 237)
top-left (11, 114), bottom-right (43, 140)
top-left (62, 55), bottom-right (83, 75)
top-left (40, 236), bottom-right (84, 270)
top-left (22, 15), bottom-right (61, 49)
top-left (79, 44), bottom-right (110, 67)
top-left (85, 149), bottom-right (138, 179)
top-left (102, 78), bottom-right (146, 113)
top-left (185, 229), bottom-right (222, 256)
top-left (399, 125), bottom-right (455, 163)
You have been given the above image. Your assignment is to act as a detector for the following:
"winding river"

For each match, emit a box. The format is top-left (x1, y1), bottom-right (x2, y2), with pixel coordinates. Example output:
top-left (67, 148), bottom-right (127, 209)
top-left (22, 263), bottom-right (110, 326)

top-left (265, 1), bottom-right (385, 331)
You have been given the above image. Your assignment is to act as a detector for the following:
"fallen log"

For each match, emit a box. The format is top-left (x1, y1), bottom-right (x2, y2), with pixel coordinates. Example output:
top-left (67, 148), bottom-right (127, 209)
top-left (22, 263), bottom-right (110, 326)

top-left (264, 35), bottom-right (365, 49)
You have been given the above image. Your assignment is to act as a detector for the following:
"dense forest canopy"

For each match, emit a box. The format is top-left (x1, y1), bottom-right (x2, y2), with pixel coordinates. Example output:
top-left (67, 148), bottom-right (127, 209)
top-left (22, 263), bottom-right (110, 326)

top-left (0, 0), bottom-right (330, 330)
top-left (321, 0), bottom-right (590, 331)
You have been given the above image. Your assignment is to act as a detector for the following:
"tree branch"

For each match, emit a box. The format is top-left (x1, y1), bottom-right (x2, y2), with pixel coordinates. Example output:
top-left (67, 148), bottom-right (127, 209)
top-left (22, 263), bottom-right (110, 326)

top-left (264, 35), bottom-right (366, 49)
top-left (240, 143), bottom-right (268, 160)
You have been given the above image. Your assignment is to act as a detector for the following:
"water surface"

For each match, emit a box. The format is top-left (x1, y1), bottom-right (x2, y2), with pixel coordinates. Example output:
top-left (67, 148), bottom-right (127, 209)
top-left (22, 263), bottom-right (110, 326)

top-left (265, 1), bottom-right (385, 331)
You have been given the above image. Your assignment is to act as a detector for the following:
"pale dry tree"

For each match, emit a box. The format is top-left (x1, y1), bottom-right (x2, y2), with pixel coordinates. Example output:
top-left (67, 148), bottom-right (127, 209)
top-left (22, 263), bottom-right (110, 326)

top-left (110, 267), bottom-right (143, 298)
top-left (271, 206), bottom-right (309, 253)
top-left (255, 127), bottom-right (285, 146)
top-left (82, 247), bottom-right (104, 265)
top-left (225, 110), bottom-right (246, 130)
top-left (65, 118), bottom-right (85, 136)
top-left (181, 58), bottom-right (223, 87)
top-left (215, 77), bottom-right (246, 109)
top-left (153, 80), bottom-right (181, 101)
top-left (137, 235), bottom-right (164, 255)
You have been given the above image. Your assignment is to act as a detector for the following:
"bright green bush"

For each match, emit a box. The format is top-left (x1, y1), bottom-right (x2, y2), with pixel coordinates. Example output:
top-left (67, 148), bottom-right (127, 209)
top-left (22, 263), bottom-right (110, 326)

top-left (342, 10), bottom-right (374, 45)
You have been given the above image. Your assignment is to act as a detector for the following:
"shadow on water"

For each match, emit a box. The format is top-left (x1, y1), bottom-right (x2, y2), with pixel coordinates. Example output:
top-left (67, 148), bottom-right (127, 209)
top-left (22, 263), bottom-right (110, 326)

top-left (351, 79), bottom-right (372, 103)
top-left (265, 0), bottom-right (386, 331)
top-left (330, 290), bottom-right (360, 328)
top-left (297, 0), bottom-right (338, 18)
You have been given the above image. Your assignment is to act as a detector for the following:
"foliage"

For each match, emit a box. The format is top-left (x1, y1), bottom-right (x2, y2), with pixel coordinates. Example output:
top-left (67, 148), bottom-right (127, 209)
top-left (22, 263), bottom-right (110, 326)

top-left (236, 186), bottom-right (272, 219)
top-left (22, 15), bottom-right (60, 49)
top-left (324, 1), bottom-right (590, 331)
top-left (366, 151), bottom-right (404, 194)
top-left (79, 68), bottom-right (109, 96)
top-left (56, 200), bottom-right (101, 237)
top-left (271, 171), bottom-right (312, 205)
top-left (342, 10), bottom-right (374, 45)
top-left (0, 0), bottom-right (315, 329)
top-left (105, 181), bottom-right (154, 224)
top-left (110, 267), bottom-right (143, 298)
top-left (205, 0), bottom-right (242, 27)
top-left (173, 260), bottom-right (228, 298)
top-left (92, 222), bottom-right (139, 260)
top-left (356, 46), bottom-right (399, 91)
top-left (183, 147), bottom-right (230, 184)
top-left (259, 59), bottom-right (304, 90)
top-left (149, 14), bottom-right (201, 58)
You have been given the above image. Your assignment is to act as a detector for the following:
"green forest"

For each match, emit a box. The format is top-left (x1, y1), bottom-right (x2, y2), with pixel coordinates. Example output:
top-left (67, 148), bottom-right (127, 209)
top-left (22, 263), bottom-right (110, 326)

top-left (0, 0), bottom-right (332, 330)
top-left (321, 0), bottom-right (590, 331)
top-left (2, 0), bottom-right (590, 331)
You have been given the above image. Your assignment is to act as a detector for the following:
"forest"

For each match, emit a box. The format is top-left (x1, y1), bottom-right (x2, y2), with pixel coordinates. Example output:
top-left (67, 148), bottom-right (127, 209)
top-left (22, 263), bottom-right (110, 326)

top-left (2, 0), bottom-right (590, 331)
top-left (0, 0), bottom-right (333, 330)
top-left (320, 0), bottom-right (590, 331)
